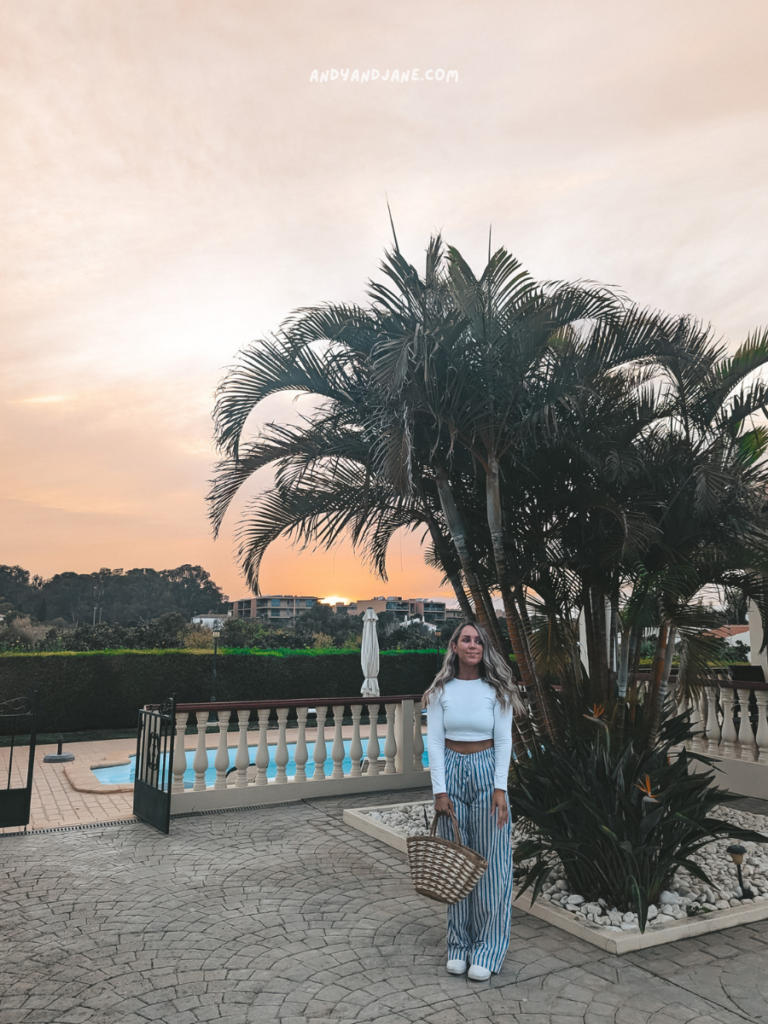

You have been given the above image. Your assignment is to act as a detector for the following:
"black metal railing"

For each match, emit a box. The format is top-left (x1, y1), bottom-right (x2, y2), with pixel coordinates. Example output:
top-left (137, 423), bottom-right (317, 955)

top-left (0, 696), bottom-right (36, 830)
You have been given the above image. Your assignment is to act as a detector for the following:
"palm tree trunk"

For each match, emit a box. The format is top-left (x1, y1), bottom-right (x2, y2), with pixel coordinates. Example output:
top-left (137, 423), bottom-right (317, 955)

top-left (421, 509), bottom-right (475, 622)
top-left (434, 466), bottom-right (502, 645)
top-left (485, 455), bottom-right (556, 741)
top-left (615, 624), bottom-right (636, 740)
top-left (584, 586), bottom-right (610, 702)
top-left (609, 590), bottom-right (619, 680)
top-left (512, 715), bottom-right (534, 754)
top-left (514, 585), bottom-right (542, 694)
top-left (647, 624), bottom-right (676, 749)
top-left (617, 627), bottom-right (636, 701)
top-left (515, 584), bottom-right (532, 633)
top-left (477, 580), bottom-right (509, 654)
top-left (449, 572), bottom-right (475, 622)
top-left (645, 622), bottom-right (669, 749)
top-left (629, 627), bottom-right (643, 693)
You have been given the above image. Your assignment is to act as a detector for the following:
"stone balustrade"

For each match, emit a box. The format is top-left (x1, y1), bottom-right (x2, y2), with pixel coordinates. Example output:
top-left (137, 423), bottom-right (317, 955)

top-left (162, 694), bottom-right (428, 813)
top-left (675, 677), bottom-right (768, 798)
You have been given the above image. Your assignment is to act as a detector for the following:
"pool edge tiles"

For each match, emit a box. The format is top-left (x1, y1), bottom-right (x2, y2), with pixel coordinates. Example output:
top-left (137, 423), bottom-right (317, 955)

top-left (65, 752), bottom-right (136, 793)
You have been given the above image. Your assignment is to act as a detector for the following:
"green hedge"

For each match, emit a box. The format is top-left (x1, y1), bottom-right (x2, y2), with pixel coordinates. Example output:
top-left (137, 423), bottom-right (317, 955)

top-left (0, 650), bottom-right (441, 733)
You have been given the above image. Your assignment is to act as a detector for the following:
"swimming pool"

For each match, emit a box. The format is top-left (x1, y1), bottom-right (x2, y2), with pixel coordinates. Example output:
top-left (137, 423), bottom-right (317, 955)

top-left (93, 739), bottom-right (430, 788)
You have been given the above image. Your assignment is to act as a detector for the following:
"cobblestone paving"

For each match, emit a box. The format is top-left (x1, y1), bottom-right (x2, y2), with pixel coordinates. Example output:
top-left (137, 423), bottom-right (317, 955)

top-left (2, 787), bottom-right (768, 1024)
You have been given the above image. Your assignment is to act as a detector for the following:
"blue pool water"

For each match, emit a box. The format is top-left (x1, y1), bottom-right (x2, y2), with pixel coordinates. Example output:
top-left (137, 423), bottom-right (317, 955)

top-left (94, 738), bottom-right (429, 788)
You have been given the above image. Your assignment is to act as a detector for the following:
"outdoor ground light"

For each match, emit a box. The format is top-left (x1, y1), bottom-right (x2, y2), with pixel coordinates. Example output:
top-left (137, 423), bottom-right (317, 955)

top-left (726, 844), bottom-right (755, 899)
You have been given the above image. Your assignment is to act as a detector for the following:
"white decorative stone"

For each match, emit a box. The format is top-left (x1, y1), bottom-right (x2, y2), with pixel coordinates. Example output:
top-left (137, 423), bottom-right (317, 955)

top-left (659, 891), bottom-right (682, 905)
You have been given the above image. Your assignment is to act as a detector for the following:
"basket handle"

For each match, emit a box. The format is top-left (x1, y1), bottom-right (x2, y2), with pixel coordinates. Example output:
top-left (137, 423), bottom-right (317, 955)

top-left (430, 808), bottom-right (462, 846)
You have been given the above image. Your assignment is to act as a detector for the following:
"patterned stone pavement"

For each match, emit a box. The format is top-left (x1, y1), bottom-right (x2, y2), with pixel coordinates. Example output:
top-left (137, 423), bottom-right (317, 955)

top-left (2, 787), bottom-right (768, 1024)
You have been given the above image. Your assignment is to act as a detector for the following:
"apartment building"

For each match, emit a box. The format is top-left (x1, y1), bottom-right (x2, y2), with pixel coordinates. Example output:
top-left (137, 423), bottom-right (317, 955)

top-left (229, 594), bottom-right (445, 626)
top-left (359, 596), bottom-right (446, 625)
top-left (229, 595), bottom-right (318, 621)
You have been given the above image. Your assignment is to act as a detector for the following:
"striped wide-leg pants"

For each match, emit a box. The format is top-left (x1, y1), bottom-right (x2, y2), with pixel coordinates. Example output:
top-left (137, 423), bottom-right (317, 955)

top-left (437, 746), bottom-right (513, 973)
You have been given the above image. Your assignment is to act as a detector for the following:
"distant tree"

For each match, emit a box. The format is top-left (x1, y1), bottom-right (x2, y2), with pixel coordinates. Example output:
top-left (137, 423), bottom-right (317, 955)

top-left (161, 564), bottom-right (228, 620)
top-left (381, 621), bottom-right (437, 650)
top-left (295, 603), bottom-right (364, 647)
top-left (219, 617), bottom-right (308, 650)
top-left (14, 563), bottom-right (229, 626)
top-left (0, 565), bottom-right (39, 614)
top-left (375, 610), bottom-right (398, 634)
top-left (727, 639), bottom-right (751, 662)
top-left (155, 611), bottom-right (187, 639)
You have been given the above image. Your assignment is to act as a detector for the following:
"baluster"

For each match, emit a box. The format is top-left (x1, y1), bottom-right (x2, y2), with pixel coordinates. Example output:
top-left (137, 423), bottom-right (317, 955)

top-left (234, 709), bottom-right (250, 788)
top-left (721, 687), bottom-right (738, 757)
top-left (413, 705), bottom-right (425, 771)
top-left (366, 702), bottom-right (380, 775)
top-left (213, 709), bottom-right (231, 789)
top-left (294, 707), bottom-right (308, 781)
top-left (349, 704), bottom-right (363, 778)
top-left (706, 687), bottom-right (721, 754)
top-left (384, 703), bottom-right (397, 774)
top-left (312, 706), bottom-right (328, 781)
top-left (274, 707), bottom-right (290, 783)
top-left (192, 710), bottom-right (210, 791)
top-left (737, 687), bottom-right (757, 761)
top-left (254, 707), bottom-right (270, 785)
top-left (331, 705), bottom-right (346, 778)
top-left (682, 693), bottom-right (694, 751)
top-left (172, 711), bottom-right (189, 793)
top-left (695, 691), bottom-right (709, 753)
top-left (755, 691), bottom-right (768, 764)
top-left (684, 688), bottom-right (696, 753)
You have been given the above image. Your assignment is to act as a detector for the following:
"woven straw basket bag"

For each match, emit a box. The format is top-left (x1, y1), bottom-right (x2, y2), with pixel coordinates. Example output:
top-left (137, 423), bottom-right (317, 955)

top-left (406, 810), bottom-right (488, 904)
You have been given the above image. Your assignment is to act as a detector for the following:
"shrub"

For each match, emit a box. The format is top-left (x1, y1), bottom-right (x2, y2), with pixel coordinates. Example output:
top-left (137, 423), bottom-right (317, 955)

top-left (311, 632), bottom-right (334, 649)
top-left (32, 621), bottom-right (186, 652)
top-left (509, 702), bottom-right (766, 930)
top-left (183, 626), bottom-right (214, 649)
top-left (0, 649), bottom-right (441, 733)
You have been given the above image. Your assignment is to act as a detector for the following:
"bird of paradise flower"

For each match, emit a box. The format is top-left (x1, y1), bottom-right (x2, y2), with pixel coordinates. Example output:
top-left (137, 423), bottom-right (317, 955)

top-left (583, 703), bottom-right (609, 730)
top-left (635, 774), bottom-right (660, 804)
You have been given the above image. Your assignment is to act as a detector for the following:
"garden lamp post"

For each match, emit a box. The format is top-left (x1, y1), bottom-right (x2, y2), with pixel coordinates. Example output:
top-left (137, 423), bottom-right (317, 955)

top-left (726, 844), bottom-right (755, 899)
top-left (435, 630), bottom-right (442, 665)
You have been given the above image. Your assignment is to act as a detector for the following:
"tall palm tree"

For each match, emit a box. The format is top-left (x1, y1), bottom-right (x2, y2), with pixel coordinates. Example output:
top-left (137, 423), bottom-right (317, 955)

top-left (209, 233), bottom-right (768, 750)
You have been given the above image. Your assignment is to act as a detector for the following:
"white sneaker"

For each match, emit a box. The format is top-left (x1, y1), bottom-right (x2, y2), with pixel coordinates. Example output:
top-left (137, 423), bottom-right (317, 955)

top-left (468, 964), bottom-right (492, 981)
top-left (446, 959), bottom-right (467, 975)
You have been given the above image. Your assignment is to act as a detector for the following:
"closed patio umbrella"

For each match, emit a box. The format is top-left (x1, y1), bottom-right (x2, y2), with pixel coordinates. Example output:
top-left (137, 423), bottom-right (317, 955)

top-left (360, 607), bottom-right (380, 697)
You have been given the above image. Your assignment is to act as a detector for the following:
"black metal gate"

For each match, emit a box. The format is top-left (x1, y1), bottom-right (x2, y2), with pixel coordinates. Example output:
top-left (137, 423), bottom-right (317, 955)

top-left (133, 695), bottom-right (176, 834)
top-left (0, 696), bottom-right (36, 830)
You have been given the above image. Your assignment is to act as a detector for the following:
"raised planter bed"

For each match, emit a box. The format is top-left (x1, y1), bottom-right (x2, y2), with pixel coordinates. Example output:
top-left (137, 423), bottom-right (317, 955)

top-left (343, 800), bottom-right (768, 954)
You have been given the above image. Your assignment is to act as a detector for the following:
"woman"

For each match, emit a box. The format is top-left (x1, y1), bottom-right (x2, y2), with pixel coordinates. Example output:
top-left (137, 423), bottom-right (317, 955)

top-left (424, 621), bottom-right (523, 981)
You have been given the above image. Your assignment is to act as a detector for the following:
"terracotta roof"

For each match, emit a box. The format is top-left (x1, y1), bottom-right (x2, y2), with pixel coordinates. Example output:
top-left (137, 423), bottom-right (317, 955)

top-left (703, 624), bottom-right (750, 639)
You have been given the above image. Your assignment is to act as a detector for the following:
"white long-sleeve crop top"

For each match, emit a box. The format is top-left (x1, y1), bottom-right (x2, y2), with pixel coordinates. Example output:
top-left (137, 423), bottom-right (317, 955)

top-left (426, 677), bottom-right (513, 794)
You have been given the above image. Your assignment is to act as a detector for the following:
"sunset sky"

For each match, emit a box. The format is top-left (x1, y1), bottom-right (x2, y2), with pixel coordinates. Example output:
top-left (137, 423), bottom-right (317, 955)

top-left (2, 0), bottom-right (768, 605)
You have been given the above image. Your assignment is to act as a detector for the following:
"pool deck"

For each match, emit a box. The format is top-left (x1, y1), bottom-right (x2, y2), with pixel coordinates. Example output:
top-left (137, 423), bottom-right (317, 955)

top-left (0, 725), bottom-right (407, 833)
top-left (3, 787), bottom-right (768, 1023)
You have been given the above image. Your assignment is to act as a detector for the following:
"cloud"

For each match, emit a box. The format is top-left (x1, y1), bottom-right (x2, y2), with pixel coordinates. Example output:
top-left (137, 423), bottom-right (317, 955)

top-left (2, 0), bottom-right (767, 602)
top-left (16, 395), bottom-right (71, 404)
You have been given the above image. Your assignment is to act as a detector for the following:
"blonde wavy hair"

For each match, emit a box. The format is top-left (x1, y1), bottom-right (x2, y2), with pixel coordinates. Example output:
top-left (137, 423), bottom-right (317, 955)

top-left (422, 620), bottom-right (526, 714)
